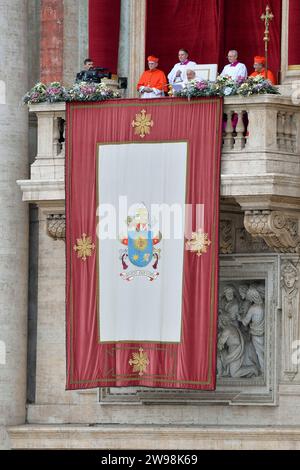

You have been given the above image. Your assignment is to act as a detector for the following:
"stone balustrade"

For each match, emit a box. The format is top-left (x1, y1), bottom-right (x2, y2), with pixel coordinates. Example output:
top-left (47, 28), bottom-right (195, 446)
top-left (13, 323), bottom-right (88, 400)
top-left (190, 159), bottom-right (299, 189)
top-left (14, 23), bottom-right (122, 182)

top-left (221, 94), bottom-right (300, 208)
top-left (30, 102), bottom-right (66, 180)
top-left (18, 94), bottom-right (300, 210)
top-left (223, 95), bottom-right (300, 155)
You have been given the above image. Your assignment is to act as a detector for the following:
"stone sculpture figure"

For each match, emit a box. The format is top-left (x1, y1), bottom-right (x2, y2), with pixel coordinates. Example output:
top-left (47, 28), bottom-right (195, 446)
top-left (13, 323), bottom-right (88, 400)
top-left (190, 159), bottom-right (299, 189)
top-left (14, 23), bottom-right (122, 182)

top-left (239, 285), bottom-right (265, 373)
top-left (281, 261), bottom-right (298, 300)
top-left (238, 284), bottom-right (251, 318)
top-left (219, 285), bottom-right (239, 327)
top-left (217, 314), bottom-right (259, 378)
top-left (281, 261), bottom-right (299, 380)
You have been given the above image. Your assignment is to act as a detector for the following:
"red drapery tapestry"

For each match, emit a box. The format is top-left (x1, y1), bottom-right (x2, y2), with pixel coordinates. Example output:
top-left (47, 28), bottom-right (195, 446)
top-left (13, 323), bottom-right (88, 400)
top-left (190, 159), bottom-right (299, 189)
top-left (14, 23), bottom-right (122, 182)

top-left (288, 0), bottom-right (300, 66)
top-left (88, 0), bottom-right (121, 74)
top-left (146, 0), bottom-right (281, 81)
top-left (66, 98), bottom-right (222, 390)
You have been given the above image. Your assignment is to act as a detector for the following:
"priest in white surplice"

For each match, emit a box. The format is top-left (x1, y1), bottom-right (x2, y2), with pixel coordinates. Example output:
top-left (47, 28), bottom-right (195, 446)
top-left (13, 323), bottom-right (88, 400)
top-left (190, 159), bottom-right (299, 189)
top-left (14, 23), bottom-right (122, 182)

top-left (220, 50), bottom-right (247, 81)
top-left (168, 49), bottom-right (197, 85)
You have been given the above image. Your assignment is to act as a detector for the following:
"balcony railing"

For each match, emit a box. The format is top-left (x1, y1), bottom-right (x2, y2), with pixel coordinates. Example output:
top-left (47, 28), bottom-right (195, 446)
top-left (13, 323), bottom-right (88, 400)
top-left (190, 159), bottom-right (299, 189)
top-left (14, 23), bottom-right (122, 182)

top-left (18, 94), bottom-right (300, 205)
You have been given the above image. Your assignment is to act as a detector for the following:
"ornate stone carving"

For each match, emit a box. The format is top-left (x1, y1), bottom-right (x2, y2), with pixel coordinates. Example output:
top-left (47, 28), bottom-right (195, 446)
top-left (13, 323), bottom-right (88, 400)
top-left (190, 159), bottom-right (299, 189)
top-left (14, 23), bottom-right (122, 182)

top-left (217, 283), bottom-right (265, 378)
top-left (219, 219), bottom-right (234, 254)
top-left (281, 261), bottom-right (299, 381)
top-left (236, 227), bottom-right (271, 253)
top-left (46, 214), bottom-right (65, 240)
top-left (244, 210), bottom-right (300, 253)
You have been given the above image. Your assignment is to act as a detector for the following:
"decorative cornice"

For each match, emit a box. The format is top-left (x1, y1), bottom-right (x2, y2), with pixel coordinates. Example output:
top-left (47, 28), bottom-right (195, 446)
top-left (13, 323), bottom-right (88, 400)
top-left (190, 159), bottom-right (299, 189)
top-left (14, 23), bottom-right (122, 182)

top-left (46, 214), bottom-right (65, 240)
top-left (244, 210), bottom-right (300, 253)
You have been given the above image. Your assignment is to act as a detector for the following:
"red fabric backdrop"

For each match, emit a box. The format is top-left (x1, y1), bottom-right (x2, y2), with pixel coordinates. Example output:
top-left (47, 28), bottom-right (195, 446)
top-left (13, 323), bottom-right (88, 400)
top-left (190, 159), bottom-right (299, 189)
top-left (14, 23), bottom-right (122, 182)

top-left (146, 0), bottom-right (224, 76)
top-left (88, 0), bottom-right (282, 79)
top-left (221, 0), bottom-right (281, 80)
top-left (88, 0), bottom-right (121, 74)
top-left (146, 0), bottom-right (281, 81)
top-left (66, 98), bottom-right (222, 390)
top-left (288, 0), bottom-right (300, 66)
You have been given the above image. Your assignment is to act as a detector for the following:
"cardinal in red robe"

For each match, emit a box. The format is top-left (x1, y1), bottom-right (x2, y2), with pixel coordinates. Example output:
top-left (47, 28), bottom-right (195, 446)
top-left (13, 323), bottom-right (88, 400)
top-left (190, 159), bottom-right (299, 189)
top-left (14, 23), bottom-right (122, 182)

top-left (250, 56), bottom-right (276, 85)
top-left (137, 55), bottom-right (168, 99)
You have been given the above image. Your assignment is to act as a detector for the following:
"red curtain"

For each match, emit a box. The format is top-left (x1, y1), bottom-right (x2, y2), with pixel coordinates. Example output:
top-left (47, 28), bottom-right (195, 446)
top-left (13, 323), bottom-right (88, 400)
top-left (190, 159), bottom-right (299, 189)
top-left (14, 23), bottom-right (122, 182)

top-left (288, 0), bottom-right (300, 66)
top-left (66, 98), bottom-right (222, 390)
top-left (88, 0), bottom-right (121, 74)
top-left (146, 0), bottom-right (281, 81)
top-left (222, 0), bottom-right (281, 81)
top-left (146, 0), bottom-right (224, 77)
top-left (88, 0), bottom-right (282, 79)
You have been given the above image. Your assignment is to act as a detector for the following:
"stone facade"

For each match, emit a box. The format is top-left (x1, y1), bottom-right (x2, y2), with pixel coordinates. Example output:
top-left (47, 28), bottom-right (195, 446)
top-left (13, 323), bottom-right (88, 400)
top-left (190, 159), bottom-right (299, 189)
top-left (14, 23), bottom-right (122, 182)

top-left (2, 0), bottom-right (300, 450)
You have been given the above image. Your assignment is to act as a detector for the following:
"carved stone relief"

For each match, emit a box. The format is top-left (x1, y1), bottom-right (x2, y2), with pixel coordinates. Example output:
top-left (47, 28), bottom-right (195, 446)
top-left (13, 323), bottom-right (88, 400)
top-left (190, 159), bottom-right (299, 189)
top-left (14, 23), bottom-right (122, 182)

top-left (236, 227), bottom-right (271, 253)
top-left (218, 282), bottom-right (265, 379)
top-left (244, 210), bottom-right (300, 253)
top-left (219, 219), bottom-right (234, 254)
top-left (220, 212), bottom-right (271, 254)
top-left (281, 260), bottom-right (300, 381)
top-left (46, 214), bottom-right (66, 240)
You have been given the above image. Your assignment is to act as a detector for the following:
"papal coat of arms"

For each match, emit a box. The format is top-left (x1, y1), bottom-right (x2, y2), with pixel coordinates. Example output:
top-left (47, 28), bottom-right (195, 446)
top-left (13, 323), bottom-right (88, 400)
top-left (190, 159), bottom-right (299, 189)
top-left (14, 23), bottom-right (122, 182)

top-left (119, 206), bottom-right (162, 282)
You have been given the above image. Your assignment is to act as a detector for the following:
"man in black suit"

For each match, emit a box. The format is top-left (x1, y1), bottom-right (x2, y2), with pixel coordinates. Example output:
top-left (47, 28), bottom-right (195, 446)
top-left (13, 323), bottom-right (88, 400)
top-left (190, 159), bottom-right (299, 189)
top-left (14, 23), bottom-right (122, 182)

top-left (75, 58), bottom-right (94, 82)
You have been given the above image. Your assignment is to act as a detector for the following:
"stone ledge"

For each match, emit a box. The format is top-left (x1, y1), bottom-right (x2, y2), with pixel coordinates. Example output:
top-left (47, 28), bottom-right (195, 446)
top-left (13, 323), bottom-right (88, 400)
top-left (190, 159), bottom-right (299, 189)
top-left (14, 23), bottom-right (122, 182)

top-left (7, 424), bottom-right (300, 450)
top-left (29, 102), bottom-right (66, 113)
top-left (16, 179), bottom-right (65, 203)
top-left (17, 174), bottom-right (300, 206)
top-left (221, 174), bottom-right (300, 199)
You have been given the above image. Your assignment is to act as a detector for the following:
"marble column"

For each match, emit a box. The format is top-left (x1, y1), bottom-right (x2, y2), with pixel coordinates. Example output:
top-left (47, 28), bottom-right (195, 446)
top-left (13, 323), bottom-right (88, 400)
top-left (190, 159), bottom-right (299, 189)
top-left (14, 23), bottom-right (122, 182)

top-left (127, 0), bottom-right (146, 98)
top-left (117, 0), bottom-right (130, 94)
top-left (0, 0), bottom-right (29, 449)
top-left (40, 0), bottom-right (64, 83)
top-left (63, 0), bottom-right (88, 87)
top-left (28, 0), bottom-right (41, 87)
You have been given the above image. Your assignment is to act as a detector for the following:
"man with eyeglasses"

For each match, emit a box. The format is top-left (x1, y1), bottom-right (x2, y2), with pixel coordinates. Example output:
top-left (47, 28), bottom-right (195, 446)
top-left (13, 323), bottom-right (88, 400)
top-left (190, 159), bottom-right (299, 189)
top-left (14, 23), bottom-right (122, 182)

top-left (168, 49), bottom-right (197, 85)
top-left (220, 50), bottom-right (247, 81)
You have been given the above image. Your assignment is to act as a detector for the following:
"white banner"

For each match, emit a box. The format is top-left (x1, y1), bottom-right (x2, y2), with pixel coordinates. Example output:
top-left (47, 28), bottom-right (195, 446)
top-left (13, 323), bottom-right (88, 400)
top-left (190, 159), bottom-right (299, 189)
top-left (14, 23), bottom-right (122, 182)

top-left (98, 142), bottom-right (187, 343)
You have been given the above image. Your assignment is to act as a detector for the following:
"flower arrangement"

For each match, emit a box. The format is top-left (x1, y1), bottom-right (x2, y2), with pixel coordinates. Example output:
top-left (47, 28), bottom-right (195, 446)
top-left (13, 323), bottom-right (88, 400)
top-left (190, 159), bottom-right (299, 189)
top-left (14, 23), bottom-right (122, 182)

top-left (23, 81), bottom-right (121, 104)
top-left (45, 82), bottom-right (68, 103)
top-left (174, 75), bottom-right (279, 99)
top-left (24, 75), bottom-right (279, 105)
top-left (67, 81), bottom-right (121, 101)
top-left (177, 79), bottom-right (212, 98)
top-left (23, 82), bottom-right (47, 104)
top-left (211, 75), bottom-right (244, 96)
top-left (236, 75), bottom-right (279, 96)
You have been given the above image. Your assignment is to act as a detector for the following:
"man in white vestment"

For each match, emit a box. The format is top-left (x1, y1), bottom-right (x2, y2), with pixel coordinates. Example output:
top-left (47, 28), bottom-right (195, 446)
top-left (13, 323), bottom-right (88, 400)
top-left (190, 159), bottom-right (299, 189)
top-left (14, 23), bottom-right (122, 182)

top-left (181, 69), bottom-right (196, 91)
top-left (220, 50), bottom-right (247, 81)
top-left (185, 69), bottom-right (196, 82)
top-left (168, 49), bottom-right (197, 85)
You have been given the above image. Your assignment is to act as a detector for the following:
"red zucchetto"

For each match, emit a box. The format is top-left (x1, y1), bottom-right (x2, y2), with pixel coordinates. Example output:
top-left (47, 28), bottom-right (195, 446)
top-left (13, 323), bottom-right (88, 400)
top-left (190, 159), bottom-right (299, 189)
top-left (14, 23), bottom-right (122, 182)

top-left (254, 56), bottom-right (266, 64)
top-left (147, 55), bottom-right (159, 63)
